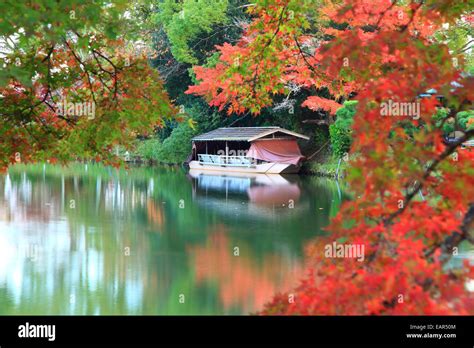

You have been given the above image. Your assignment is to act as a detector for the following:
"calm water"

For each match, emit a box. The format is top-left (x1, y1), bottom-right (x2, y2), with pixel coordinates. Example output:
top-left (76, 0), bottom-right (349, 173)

top-left (0, 164), bottom-right (347, 314)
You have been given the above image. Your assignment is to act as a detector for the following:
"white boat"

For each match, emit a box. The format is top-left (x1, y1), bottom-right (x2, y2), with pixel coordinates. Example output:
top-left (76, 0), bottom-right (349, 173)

top-left (186, 170), bottom-right (308, 220)
top-left (187, 127), bottom-right (309, 174)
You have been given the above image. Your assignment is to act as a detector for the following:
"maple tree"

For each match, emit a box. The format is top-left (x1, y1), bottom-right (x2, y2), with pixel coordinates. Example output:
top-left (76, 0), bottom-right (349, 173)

top-left (0, 0), bottom-right (176, 171)
top-left (187, 0), bottom-right (474, 314)
top-left (185, 0), bottom-right (349, 115)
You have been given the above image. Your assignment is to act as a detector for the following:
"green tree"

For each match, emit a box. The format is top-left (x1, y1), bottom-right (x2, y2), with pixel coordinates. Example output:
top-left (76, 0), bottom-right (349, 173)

top-left (158, 121), bottom-right (197, 163)
top-left (434, 17), bottom-right (474, 73)
top-left (434, 108), bottom-right (474, 134)
top-left (329, 101), bottom-right (357, 157)
top-left (154, 0), bottom-right (231, 65)
top-left (0, 0), bottom-right (175, 170)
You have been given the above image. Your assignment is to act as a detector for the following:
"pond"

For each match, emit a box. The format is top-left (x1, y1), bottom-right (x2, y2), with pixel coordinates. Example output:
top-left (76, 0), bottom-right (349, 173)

top-left (0, 163), bottom-right (348, 314)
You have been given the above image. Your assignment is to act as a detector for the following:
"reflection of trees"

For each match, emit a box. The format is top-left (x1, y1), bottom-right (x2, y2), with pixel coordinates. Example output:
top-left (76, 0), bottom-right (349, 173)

top-left (0, 164), bottom-right (347, 314)
top-left (147, 199), bottom-right (165, 228)
top-left (2, 165), bottom-right (164, 314)
top-left (189, 227), bottom-right (304, 313)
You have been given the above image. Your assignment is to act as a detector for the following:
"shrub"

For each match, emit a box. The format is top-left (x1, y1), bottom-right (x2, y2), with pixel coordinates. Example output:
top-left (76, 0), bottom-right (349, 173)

top-left (135, 138), bottom-right (162, 162)
top-left (156, 121), bottom-right (197, 164)
top-left (433, 108), bottom-right (474, 135)
top-left (457, 110), bottom-right (474, 131)
top-left (329, 100), bottom-right (357, 157)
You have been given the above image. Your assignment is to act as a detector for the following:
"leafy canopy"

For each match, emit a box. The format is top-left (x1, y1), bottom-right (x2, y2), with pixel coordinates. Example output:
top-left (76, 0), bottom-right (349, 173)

top-left (154, 0), bottom-right (230, 65)
top-left (0, 0), bottom-right (176, 170)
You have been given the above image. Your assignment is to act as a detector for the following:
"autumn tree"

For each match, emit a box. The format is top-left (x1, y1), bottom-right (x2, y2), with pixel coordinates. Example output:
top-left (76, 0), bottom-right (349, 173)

top-left (0, 0), bottom-right (175, 170)
top-left (188, 0), bottom-right (474, 314)
top-left (185, 0), bottom-right (349, 115)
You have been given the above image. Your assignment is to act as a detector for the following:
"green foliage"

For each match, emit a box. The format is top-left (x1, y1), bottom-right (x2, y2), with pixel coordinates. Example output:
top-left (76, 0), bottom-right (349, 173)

top-left (432, 108), bottom-right (451, 133)
top-left (309, 156), bottom-right (348, 177)
top-left (159, 122), bottom-right (197, 163)
top-left (433, 108), bottom-right (474, 134)
top-left (329, 101), bottom-right (357, 157)
top-left (136, 121), bottom-right (197, 164)
top-left (329, 126), bottom-right (351, 158)
top-left (0, 0), bottom-right (139, 88)
top-left (457, 110), bottom-right (474, 130)
top-left (434, 19), bottom-right (474, 73)
top-left (154, 0), bottom-right (230, 64)
top-left (0, 0), bottom-right (176, 170)
top-left (313, 127), bottom-right (329, 148)
top-left (187, 104), bottom-right (223, 133)
top-left (136, 138), bottom-right (163, 162)
top-left (144, 0), bottom-right (250, 164)
top-left (149, 0), bottom-right (248, 104)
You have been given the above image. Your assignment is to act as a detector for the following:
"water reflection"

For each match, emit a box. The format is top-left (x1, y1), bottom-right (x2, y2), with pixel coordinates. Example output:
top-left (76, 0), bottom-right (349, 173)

top-left (188, 170), bottom-right (309, 220)
top-left (0, 164), bottom-right (346, 314)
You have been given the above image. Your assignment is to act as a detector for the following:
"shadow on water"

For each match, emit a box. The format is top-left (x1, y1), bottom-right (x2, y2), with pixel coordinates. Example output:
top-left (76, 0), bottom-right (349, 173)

top-left (0, 163), bottom-right (348, 314)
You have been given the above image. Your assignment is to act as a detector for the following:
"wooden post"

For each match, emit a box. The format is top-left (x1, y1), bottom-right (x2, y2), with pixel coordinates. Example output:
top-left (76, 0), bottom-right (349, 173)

top-left (336, 158), bottom-right (342, 179)
top-left (225, 141), bottom-right (229, 164)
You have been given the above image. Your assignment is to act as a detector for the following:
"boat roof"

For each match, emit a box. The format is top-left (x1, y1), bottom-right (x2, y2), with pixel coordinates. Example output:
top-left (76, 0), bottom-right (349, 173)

top-left (192, 127), bottom-right (309, 142)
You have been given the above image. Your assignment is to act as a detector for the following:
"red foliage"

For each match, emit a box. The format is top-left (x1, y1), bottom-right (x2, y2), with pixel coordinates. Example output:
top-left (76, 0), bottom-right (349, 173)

top-left (185, 3), bottom-right (351, 114)
top-left (302, 96), bottom-right (342, 114)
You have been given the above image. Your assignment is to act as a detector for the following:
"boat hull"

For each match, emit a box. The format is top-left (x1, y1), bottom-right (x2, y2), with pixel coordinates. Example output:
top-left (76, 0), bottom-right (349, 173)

top-left (188, 160), bottom-right (300, 174)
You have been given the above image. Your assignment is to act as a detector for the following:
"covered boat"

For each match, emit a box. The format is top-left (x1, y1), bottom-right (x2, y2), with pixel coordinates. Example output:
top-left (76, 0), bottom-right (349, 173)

top-left (188, 127), bottom-right (309, 174)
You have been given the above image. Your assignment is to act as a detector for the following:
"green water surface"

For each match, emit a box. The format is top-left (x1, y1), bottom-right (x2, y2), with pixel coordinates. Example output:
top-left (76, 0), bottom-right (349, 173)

top-left (0, 163), bottom-right (346, 315)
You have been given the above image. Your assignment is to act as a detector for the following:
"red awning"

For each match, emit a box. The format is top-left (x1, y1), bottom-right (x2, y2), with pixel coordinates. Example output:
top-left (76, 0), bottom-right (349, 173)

top-left (246, 139), bottom-right (304, 165)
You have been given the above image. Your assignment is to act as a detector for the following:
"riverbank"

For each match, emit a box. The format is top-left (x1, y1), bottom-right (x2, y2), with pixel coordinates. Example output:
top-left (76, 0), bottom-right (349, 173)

top-left (124, 156), bottom-right (348, 179)
top-left (126, 135), bottom-right (349, 178)
top-left (301, 157), bottom-right (348, 178)
top-left (125, 151), bottom-right (347, 178)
